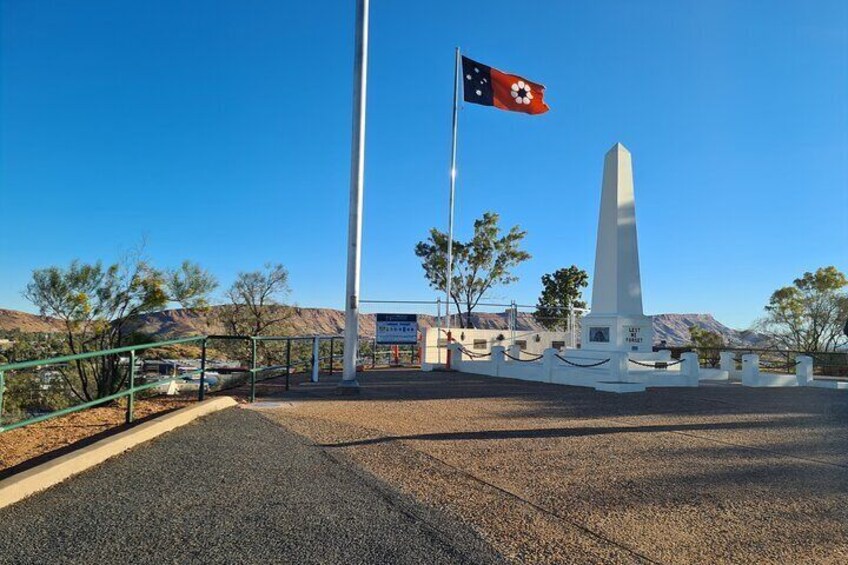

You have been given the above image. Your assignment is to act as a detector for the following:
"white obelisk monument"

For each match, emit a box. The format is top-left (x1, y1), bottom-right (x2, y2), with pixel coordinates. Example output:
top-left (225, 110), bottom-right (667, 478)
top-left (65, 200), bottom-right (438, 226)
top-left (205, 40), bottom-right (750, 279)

top-left (580, 143), bottom-right (653, 353)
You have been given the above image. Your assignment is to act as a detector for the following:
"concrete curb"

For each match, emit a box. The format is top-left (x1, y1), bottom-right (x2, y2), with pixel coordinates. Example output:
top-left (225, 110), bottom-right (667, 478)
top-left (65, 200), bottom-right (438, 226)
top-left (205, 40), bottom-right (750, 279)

top-left (0, 396), bottom-right (237, 510)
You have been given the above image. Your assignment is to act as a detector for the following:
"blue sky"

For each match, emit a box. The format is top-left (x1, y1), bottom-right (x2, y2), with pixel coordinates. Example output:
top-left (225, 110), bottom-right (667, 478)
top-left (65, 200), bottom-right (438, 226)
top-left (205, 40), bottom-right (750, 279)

top-left (1, 0), bottom-right (846, 329)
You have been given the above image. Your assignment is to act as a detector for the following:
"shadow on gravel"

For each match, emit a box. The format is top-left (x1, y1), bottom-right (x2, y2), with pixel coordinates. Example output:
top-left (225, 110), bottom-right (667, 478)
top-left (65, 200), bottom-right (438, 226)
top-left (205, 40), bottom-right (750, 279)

top-left (319, 418), bottom-right (811, 448)
top-left (245, 369), bottom-right (848, 422)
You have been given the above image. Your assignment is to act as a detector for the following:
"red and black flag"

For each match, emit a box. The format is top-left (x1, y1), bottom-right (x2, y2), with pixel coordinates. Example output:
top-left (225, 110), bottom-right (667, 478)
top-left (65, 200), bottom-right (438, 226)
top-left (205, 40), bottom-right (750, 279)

top-left (461, 56), bottom-right (549, 115)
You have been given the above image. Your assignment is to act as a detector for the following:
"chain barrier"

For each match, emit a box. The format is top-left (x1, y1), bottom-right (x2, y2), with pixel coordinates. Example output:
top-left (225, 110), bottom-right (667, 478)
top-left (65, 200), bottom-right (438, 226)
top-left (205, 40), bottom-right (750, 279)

top-left (456, 346), bottom-right (493, 359)
top-left (554, 354), bottom-right (610, 368)
top-left (503, 351), bottom-right (544, 362)
top-left (628, 358), bottom-right (685, 368)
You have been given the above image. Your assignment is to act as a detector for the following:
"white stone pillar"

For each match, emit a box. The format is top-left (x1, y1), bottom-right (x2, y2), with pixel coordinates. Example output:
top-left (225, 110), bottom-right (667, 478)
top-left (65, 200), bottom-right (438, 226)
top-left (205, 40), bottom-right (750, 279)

top-left (542, 348), bottom-right (556, 383)
top-left (447, 343), bottom-right (463, 371)
top-left (491, 346), bottom-right (505, 377)
top-left (741, 354), bottom-right (759, 386)
top-left (507, 344), bottom-right (522, 362)
top-left (611, 351), bottom-right (629, 381)
top-left (719, 351), bottom-right (735, 373)
top-left (681, 352), bottom-right (700, 385)
top-left (796, 355), bottom-right (813, 386)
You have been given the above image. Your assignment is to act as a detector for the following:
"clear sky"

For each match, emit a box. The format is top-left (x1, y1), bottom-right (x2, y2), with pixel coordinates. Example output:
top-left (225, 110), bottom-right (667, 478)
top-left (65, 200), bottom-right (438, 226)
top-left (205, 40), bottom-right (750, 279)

top-left (1, 1), bottom-right (846, 329)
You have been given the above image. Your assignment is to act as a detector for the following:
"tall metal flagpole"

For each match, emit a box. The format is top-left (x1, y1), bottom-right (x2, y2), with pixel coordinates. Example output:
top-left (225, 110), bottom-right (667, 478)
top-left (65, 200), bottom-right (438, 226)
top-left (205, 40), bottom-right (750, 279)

top-left (340, 0), bottom-right (369, 393)
top-left (446, 47), bottom-right (460, 332)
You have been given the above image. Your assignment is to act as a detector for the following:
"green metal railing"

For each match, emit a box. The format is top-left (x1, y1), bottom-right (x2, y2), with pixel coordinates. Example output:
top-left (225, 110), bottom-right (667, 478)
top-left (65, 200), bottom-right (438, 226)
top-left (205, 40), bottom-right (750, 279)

top-left (0, 336), bottom-right (205, 433)
top-left (0, 333), bottom-right (413, 434)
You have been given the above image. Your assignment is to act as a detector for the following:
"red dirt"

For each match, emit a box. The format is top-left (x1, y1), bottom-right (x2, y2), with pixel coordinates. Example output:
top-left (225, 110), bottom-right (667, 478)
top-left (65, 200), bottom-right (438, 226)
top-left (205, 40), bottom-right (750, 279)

top-left (0, 396), bottom-right (193, 473)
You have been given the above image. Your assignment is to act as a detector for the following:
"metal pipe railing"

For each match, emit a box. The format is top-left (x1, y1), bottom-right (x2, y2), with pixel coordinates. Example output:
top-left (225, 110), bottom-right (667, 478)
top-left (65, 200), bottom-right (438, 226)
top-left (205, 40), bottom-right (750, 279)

top-left (0, 335), bottom-right (206, 372)
top-left (0, 333), bottom-right (376, 434)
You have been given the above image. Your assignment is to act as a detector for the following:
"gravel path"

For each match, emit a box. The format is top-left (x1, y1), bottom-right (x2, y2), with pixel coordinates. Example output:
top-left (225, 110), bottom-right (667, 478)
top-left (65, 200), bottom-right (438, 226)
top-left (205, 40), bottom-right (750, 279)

top-left (0, 407), bottom-right (504, 565)
top-left (258, 370), bottom-right (848, 564)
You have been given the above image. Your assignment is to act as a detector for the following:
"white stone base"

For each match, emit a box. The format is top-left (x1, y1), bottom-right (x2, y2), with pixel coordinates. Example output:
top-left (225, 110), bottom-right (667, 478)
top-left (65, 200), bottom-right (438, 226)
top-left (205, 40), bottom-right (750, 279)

top-left (594, 381), bottom-right (647, 393)
top-left (808, 379), bottom-right (848, 390)
top-left (742, 372), bottom-right (799, 387)
top-left (699, 368), bottom-right (729, 381)
top-left (628, 371), bottom-right (699, 387)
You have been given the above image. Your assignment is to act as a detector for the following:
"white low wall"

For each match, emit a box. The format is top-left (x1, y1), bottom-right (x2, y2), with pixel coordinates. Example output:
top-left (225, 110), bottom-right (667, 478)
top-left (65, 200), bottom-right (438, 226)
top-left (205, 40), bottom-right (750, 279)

top-left (741, 353), bottom-right (805, 387)
top-left (450, 344), bottom-right (700, 392)
top-left (452, 347), bottom-right (847, 393)
top-left (720, 353), bottom-right (845, 389)
top-left (421, 327), bottom-right (573, 366)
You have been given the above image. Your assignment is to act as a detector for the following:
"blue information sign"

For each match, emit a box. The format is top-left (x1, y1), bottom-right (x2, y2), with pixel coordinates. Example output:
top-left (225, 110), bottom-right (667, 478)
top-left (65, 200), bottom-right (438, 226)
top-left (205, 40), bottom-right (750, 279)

top-left (376, 313), bottom-right (418, 345)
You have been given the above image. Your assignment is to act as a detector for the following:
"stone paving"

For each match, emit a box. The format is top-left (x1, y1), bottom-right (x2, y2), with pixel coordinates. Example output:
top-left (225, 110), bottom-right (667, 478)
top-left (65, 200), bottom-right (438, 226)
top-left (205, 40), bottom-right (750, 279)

top-left (257, 369), bottom-right (848, 564)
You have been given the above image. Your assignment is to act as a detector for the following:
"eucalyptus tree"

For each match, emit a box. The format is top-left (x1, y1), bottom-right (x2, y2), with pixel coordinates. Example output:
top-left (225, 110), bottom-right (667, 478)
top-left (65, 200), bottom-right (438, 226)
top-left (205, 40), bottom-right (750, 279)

top-left (415, 212), bottom-right (530, 328)
top-left (24, 256), bottom-right (216, 400)
top-left (757, 266), bottom-right (848, 352)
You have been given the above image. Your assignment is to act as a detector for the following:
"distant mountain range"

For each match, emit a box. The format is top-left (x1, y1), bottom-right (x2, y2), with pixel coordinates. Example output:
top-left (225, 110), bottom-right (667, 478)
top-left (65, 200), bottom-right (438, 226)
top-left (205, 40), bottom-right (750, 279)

top-left (0, 306), bottom-right (765, 347)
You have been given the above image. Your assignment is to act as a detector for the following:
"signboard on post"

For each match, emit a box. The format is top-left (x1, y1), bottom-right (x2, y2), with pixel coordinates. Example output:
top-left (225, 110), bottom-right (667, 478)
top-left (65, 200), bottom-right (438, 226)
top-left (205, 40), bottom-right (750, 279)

top-left (376, 314), bottom-right (418, 345)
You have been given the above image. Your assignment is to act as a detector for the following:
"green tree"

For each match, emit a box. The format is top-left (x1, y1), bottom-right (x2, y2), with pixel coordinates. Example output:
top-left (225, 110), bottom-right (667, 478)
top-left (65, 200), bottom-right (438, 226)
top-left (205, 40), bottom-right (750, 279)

top-left (215, 263), bottom-right (293, 366)
top-left (217, 263), bottom-right (292, 337)
top-left (24, 255), bottom-right (217, 400)
top-left (532, 266), bottom-right (588, 331)
top-left (688, 326), bottom-right (725, 368)
top-left (0, 330), bottom-right (68, 365)
top-left (757, 266), bottom-right (848, 351)
top-left (0, 331), bottom-right (73, 419)
top-left (415, 212), bottom-right (531, 328)
top-left (688, 326), bottom-right (725, 349)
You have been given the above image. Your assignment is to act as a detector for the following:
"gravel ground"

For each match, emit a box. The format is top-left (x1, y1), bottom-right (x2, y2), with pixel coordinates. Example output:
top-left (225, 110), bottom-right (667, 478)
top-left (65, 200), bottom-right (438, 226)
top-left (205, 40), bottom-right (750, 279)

top-left (0, 407), bottom-right (504, 565)
top-left (256, 369), bottom-right (848, 564)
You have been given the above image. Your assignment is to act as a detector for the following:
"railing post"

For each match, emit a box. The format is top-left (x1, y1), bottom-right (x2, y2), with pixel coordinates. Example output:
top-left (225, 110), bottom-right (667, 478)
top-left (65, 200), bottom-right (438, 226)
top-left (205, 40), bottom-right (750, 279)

top-left (311, 336), bottom-right (320, 383)
top-left (445, 330), bottom-right (452, 370)
top-left (0, 371), bottom-right (5, 425)
top-left (285, 338), bottom-right (291, 391)
top-left (126, 350), bottom-right (136, 424)
top-left (250, 337), bottom-right (257, 402)
top-left (329, 338), bottom-right (335, 375)
top-left (199, 338), bottom-right (207, 401)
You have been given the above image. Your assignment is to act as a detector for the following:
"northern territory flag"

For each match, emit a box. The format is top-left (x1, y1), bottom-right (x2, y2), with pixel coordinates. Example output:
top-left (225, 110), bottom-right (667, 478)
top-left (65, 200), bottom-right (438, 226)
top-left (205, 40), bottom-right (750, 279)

top-left (461, 56), bottom-right (549, 115)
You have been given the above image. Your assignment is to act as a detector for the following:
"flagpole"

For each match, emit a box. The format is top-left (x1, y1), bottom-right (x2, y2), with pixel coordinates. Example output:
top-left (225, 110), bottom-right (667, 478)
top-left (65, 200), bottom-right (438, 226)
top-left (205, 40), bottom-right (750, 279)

top-left (445, 47), bottom-right (460, 334)
top-left (340, 0), bottom-right (369, 393)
